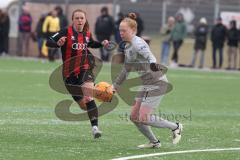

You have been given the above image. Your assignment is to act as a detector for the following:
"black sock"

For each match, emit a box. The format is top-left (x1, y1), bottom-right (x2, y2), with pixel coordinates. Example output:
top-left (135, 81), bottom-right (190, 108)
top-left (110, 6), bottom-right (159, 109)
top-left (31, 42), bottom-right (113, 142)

top-left (86, 100), bottom-right (98, 127)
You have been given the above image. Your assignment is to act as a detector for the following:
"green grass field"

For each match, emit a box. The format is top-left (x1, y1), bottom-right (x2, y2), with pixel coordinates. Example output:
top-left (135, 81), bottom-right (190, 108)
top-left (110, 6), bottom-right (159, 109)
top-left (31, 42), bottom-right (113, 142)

top-left (0, 57), bottom-right (240, 160)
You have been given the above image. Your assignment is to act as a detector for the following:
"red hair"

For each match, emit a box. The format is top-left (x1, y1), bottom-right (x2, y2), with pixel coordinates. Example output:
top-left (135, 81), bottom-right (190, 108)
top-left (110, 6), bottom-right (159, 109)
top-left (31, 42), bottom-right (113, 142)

top-left (121, 12), bottom-right (138, 31)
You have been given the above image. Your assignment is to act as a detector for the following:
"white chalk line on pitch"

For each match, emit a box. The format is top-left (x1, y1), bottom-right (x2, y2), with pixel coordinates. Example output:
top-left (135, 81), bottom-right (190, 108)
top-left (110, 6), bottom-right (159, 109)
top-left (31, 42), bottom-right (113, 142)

top-left (0, 69), bottom-right (52, 74)
top-left (0, 69), bottom-right (239, 80)
top-left (111, 147), bottom-right (240, 160)
top-left (1, 56), bottom-right (240, 74)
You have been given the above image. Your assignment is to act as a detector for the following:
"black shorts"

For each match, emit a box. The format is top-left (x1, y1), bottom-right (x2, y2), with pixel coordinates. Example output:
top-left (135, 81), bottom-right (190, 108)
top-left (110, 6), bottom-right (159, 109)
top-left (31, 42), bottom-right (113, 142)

top-left (64, 70), bottom-right (94, 102)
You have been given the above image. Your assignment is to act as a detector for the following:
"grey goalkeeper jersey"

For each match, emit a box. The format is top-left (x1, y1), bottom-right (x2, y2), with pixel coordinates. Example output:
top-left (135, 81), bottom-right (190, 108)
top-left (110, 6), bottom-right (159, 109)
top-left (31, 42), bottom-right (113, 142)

top-left (114, 36), bottom-right (166, 88)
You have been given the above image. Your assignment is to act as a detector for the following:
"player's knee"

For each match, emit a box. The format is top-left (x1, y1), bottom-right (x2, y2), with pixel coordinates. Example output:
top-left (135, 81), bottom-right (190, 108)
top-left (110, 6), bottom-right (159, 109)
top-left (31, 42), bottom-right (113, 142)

top-left (130, 116), bottom-right (138, 123)
top-left (130, 113), bottom-right (139, 122)
top-left (77, 96), bottom-right (94, 111)
top-left (138, 113), bottom-right (148, 123)
top-left (84, 96), bottom-right (94, 103)
top-left (77, 99), bottom-right (87, 111)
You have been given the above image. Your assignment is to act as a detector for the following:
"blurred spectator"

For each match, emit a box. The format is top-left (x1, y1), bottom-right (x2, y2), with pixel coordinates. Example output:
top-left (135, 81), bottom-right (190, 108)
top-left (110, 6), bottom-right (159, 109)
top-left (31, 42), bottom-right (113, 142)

top-left (95, 6), bottom-right (114, 61)
top-left (211, 17), bottom-right (227, 69)
top-left (160, 16), bottom-right (175, 66)
top-left (112, 12), bottom-right (125, 64)
top-left (135, 13), bottom-right (144, 37)
top-left (35, 14), bottom-right (46, 58)
top-left (114, 12), bottom-right (124, 44)
top-left (0, 10), bottom-right (10, 56)
top-left (42, 9), bottom-right (60, 62)
top-left (238, 29), bottom-right (240, 70)
top-left (18, 6), bottom-right (32, 57)
top-left (226, 20), bottom-right (238, 70)
top-left (171, 13), bottom-right (187, 66)
top-left (55, 6), bottom-right (68, 29)
top-left (189, 17), bottom-right (208, 68)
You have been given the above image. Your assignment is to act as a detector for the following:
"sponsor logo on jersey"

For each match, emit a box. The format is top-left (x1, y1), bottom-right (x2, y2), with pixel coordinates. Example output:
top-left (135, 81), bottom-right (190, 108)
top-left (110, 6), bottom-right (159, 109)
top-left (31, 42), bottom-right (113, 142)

top-left (72, 43), bottom-right (88, 50)
top-left (85, 37), bottom-right (89, 43)
top-left (71, 36), bottom-right (75, 41)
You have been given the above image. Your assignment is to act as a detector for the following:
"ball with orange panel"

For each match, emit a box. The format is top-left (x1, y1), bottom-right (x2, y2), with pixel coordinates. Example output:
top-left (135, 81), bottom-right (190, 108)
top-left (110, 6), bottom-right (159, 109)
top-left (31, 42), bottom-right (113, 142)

top-left (94, 82), bottom-right (114, 102)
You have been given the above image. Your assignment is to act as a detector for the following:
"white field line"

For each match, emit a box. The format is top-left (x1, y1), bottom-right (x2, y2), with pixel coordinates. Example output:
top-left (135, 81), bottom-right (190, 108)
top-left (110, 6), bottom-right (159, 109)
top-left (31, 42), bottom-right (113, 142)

top-left (0, 68), bottom-right (239, 80)
top-left (0, 69), bottom-right (52, 74)
top-left (168, 74), bottom-right (239, 80)
top-left (168, 66), bottom-right (240, 74)
top-left (112, 148), bottom-right (240, 160)
top-left (0, 56), bottom-right (239, 74)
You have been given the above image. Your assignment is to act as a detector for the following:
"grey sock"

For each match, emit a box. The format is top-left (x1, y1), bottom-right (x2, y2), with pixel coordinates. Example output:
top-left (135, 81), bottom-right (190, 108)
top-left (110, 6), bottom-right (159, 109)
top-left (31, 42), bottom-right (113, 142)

top-left (133, 122), bottom-right (158, 142)
top-left (143, 115), bottom-right (178, 130)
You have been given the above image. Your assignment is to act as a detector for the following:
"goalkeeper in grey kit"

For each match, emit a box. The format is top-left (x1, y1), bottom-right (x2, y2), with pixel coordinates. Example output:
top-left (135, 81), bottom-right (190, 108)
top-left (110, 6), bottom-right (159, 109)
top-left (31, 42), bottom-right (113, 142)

top-left (112, 13), bottom-right (183, 148)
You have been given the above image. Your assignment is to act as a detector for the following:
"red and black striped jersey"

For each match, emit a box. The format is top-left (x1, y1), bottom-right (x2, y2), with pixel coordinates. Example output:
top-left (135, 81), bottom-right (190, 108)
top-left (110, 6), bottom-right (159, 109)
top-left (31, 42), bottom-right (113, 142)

top-left (47, 25), bottom-right (103, 78)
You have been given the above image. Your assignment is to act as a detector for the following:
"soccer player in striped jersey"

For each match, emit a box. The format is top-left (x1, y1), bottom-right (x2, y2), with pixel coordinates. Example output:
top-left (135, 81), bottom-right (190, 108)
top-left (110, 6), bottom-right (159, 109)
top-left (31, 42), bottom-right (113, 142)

top-left (47, 9), bottom-right (109, 139)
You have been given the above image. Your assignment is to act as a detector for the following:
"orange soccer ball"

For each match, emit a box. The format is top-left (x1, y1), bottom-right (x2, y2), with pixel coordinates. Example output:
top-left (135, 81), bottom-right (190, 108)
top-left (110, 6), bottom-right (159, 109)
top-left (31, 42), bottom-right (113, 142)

top-left (94, 82), bottom-right (113, 102)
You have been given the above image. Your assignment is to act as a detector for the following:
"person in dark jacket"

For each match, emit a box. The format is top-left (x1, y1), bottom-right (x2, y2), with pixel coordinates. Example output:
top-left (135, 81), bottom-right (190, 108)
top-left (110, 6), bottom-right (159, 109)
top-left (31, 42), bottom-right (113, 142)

top-left (55, 6), bottom-right (68, 29)
top-left (211, 17), bottom-right (227, 69)
top-left (135, 13), bottom-right (144, 37)
top-left (114, 12), bottom-right (124, 44)
top-left (189, 17), bottom-right (208, 68)
top-left (238, 29), bottom-right (240, 70)
top-left (95, 7), bottom-right (114, 61)
top-left (18, 6), bottom-right (32, 57)
top-left (226, 20), bottom-right (238, 70)
top-left (35, 14), bottom-right (46, 58)
top-left (0, 10), bottom-right (10, 56)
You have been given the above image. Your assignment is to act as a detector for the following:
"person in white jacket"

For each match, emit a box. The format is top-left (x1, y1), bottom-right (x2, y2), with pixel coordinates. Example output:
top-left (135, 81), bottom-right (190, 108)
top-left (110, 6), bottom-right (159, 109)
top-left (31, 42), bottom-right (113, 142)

top-left (112, 13), bottom-right (183, 149)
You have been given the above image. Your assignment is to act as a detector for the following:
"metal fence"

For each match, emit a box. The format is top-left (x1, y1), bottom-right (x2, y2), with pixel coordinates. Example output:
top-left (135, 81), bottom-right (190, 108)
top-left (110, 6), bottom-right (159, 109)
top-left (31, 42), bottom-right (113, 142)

top-left (12, 0), bottom-right (240, 34)
top-left (116, 0), bottom-right (240, 33)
